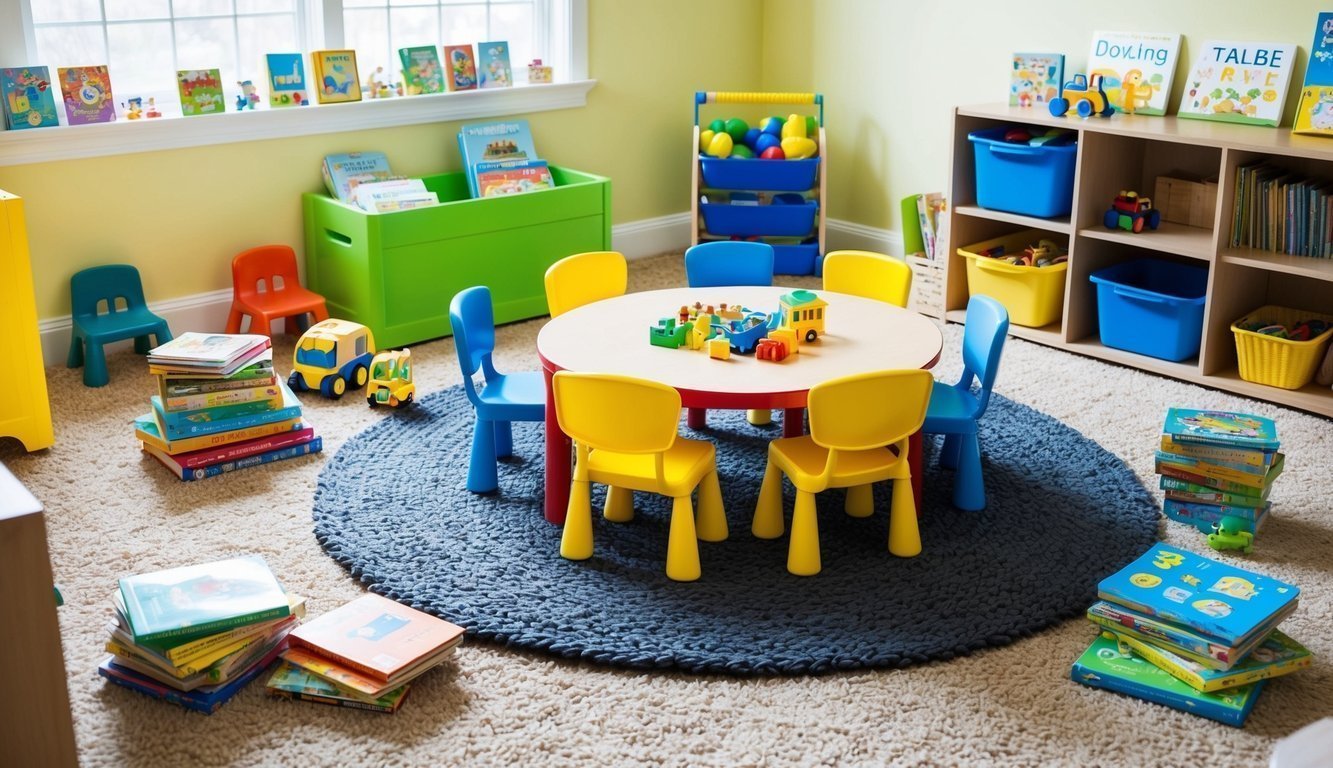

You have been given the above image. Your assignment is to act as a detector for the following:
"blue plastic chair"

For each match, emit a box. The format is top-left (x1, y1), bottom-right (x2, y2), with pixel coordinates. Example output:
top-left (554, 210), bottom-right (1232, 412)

top-left (449, 286), bottom-right (545, 494)
top-left (922, 295), bottom-right (1009, 511)
top-left (67, 264), bottom-right (173, 387)
top-left (684, 241), bottom-right (775, 288)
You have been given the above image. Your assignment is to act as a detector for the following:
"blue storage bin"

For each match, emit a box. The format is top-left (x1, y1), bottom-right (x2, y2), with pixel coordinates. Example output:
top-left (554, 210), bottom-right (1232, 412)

top-left (700, 199), bottom-right (818, 237)
top-left (968, 127), bottom-right (1076, 218)
top-left (771, 242), bottom-right (819, 275)
top-left (1089, 259), bottom-right (1208, 361)
top-left (699, 156), bottom-right (820, 191)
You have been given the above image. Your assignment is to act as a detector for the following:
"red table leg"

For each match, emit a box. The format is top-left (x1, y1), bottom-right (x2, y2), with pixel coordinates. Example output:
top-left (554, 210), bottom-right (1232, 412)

top-left (910, 430), bottom-right (923, 515)
top-left (782, 408), bottom-right (804, 438)
top-left (543, 365), bottom-right (571, 524)
top-left (687, 407), bottom-right (707, 430)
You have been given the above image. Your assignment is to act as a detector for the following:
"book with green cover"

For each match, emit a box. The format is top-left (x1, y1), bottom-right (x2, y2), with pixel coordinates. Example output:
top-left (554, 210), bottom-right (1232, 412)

top-left (1111, 628), bottom-right (1312, 692)
top-left (265, 663), bottom-right (410, 713)
top-left (1071, 633), bottom-right (1264, 727)
top-left (1159, 475), bottom-right (1268, 505)
top-left (119, 555), bottom-right (290, 647)
top-left (1086, 599), bottom-right (1295, 670)
top-left (397, 46), bottom-right (445, 95)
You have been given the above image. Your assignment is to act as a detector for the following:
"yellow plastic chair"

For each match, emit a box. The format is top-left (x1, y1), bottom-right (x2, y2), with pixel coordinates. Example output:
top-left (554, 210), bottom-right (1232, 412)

top-left (751, 369), bottom-right (933, 576)
top-left (544, 251), bottom-right (628, 318)
top-left (822, 250), bottom-right (913, 308)
top-left (553, 372), bottom-right (727, 582)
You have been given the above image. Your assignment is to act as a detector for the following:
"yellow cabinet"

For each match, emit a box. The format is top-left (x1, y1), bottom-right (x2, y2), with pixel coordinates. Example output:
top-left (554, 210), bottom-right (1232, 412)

top-left (0, 190), bottom-right (54, 451)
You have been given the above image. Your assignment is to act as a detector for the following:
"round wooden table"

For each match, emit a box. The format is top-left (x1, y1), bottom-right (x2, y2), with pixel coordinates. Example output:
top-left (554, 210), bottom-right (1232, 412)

top-left (536, 286), bottom-right (945, 523)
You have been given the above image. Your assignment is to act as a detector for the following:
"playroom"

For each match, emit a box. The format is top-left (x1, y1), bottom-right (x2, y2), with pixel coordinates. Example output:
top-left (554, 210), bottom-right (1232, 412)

top-left (1, 1), bottom-right (1331, 765)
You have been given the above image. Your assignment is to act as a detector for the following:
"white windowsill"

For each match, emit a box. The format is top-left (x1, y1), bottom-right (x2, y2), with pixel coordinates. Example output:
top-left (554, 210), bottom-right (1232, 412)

top-left (0, 79), bottom-right (597, 168)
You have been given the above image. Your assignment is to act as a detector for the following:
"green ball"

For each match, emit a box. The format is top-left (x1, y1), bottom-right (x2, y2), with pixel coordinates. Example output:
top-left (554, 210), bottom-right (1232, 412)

top-left (804, 115), bottom-right (819, 135)
top-left (724, 117), bottom-right (749, 144)
top-left (708, 118), bottom-right (726, 134)
top-left (730, 144), bottom-right (755, 159)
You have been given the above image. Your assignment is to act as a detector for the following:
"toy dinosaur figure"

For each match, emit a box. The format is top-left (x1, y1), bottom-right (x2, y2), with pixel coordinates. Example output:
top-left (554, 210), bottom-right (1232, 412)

top-left (1120, 69), bottom-right (1154, 114)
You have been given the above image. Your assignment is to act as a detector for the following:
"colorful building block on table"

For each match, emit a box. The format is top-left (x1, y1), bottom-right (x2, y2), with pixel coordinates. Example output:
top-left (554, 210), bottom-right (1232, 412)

top-left (707, 337), bottom-right (731, 360)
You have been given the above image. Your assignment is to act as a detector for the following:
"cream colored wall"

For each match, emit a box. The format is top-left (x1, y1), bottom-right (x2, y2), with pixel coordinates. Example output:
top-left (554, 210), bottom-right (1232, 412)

top-left (0, 0), bottom-right (762, 319)
top-left (786, 0), bottom-right (1329, 238)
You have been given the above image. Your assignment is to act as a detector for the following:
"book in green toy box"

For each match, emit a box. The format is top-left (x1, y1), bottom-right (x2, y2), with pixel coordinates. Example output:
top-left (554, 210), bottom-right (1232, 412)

top-left (118, 555), bottom-right (291, 648)
top-left (1098, 543), bottom-right (1299, 648)
top-left (1071, 633), bottom-right (1264, 727)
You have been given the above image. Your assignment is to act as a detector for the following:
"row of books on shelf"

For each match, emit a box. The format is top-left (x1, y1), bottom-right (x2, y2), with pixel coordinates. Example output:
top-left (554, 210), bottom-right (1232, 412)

top-left (1, 41), bottom-right (525, 130)
top-left (1153, 408), bottom-right (1282, 542)
top-left (1229, 161), bottom-right (1333, 259)
top-left (135, 333), bottom-right (322, 481)
top-left (98, 556), bottom-right (465, 715)
top-left (1071, 543), bottom-right (1309, 727)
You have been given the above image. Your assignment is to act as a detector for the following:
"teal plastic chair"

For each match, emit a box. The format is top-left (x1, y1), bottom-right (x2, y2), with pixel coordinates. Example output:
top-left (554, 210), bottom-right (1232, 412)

top-left (684, 241), bottom-right (775, 288)
top-left (923, 295), bottom-right (1009, 511)
top-left (67, 264), bottom-right (173, 387)
top-left (449, 286), bottom-right (545, 494)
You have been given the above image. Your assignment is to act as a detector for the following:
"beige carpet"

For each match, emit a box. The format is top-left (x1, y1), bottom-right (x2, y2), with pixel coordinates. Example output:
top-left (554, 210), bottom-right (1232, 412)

top-left (5, 253), bottom-right (1331, 767)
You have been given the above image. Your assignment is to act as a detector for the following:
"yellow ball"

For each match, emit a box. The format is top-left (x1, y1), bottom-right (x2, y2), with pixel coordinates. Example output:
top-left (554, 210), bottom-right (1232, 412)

top-left (781, 112), bottom-right (807, 139)
top-left (780, 136), bottom-right (817, 159)
top-left (706, 132), bottom-right (734, 158)
top-left (699, 129), bottom-right (715, 152)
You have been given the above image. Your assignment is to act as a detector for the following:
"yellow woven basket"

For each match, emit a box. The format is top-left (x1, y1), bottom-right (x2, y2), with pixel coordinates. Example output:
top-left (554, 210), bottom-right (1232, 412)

top-left (1231, 305), bottom-right (1333, 390)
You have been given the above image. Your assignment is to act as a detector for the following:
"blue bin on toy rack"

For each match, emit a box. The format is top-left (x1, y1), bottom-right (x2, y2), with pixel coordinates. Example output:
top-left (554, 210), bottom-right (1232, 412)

top-left (1089, 258), bottom-right (1208, 361)
top-left (968, 127), bottom-right (1077, 218)
top-left (699, 157), bottom-right (820, 192)
top-left (700, 198), bottom-right (819, 237)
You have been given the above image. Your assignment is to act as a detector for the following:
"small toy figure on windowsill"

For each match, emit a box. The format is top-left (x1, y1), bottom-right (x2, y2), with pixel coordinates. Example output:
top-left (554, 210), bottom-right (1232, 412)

top-left (122, 97), bottom-right (144, 120)
top-left (236, 79), bottom-right (261, 110)
top-left (144, 97), bottom-right (162, 118)
top-left (365, 66), bottom-right (389, 98)
top-left (527, 59), bottom-right (553, 84)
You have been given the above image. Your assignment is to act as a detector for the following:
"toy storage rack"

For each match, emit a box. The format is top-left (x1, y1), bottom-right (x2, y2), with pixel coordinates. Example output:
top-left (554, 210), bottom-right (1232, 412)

top-left (944, 103), bottom-right (1333, 418)
top-left (690, 91), bottom-right (826, 275)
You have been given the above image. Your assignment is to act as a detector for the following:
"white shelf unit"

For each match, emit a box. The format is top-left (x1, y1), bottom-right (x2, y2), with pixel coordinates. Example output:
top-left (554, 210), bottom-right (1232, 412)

top-left (945, 103), bottom-right (1333, 418)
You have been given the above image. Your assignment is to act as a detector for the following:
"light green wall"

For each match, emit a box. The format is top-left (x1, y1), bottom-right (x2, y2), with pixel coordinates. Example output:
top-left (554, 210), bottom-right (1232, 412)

top-left (2, 0), bottom-right (1326, 318)
top-left (792, 0), bottom-right (1328, 237)
top-left (0, 0), bottom-right (762, 319)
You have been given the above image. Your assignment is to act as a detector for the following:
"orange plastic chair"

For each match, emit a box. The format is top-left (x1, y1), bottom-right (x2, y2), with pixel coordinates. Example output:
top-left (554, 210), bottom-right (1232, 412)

top-left (224, 245), bottom-right (329, 337)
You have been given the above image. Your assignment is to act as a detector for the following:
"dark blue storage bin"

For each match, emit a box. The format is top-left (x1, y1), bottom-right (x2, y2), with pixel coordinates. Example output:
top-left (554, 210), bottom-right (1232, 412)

top-left (772, 242), bottom-right (819, 275)
top-left (1089, 259), bottom-right (1208, 361)
top-left (968, 127), bottom-right (1076, 218)
top-left (699, 199), bottom-right (818, 237)
top-left (699, 156), bottom-right (820, 191)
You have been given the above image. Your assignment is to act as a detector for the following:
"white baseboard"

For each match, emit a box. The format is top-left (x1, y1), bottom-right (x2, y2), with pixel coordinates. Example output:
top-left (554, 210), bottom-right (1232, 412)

top-left (36, 213), bottom-right (903, 366)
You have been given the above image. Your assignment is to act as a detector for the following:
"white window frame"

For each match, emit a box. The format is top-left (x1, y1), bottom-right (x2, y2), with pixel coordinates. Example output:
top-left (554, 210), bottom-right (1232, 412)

top-left (0, 0), bottom-right (590, 168)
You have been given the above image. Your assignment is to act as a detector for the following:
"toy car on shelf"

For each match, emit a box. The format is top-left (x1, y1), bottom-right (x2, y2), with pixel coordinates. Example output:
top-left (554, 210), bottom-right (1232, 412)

top-left (289, 318), bottom-right (375, 399)
top-left (1104, 190), bottom-right (1161, 233)
top-left (366, 348), bottom-right (415, 408)
top-left (1049, 73), bottom-right (1115, 119)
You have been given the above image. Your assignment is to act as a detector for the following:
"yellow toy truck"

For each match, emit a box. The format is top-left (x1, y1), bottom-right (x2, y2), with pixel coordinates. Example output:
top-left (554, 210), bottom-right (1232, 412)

top-left (366, 349), bottom-right (416, 408)
top-left (289, 319), bottom-right (375, 399)
top-left (1049, 73), bottom-right (1115, 119)
top-left (778, 289), bottom-right (827, 343)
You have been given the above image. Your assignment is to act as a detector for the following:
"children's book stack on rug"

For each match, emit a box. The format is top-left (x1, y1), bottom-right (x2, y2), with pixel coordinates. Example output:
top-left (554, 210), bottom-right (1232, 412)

top-left (135, 333), bottom-right (322, 480)
top-left (267, 593), bottom-right (465, 714)
top-left (97, 556), bottom-right (303, 714)
top-left (1072, 543), bottom-right (1311, 726)
top-left (1154, 408), bottom-right (1282, 543)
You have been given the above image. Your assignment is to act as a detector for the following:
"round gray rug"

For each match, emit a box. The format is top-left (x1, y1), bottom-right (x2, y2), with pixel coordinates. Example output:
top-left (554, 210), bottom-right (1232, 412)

top-left (313, 386), bottom-right (1158, 675)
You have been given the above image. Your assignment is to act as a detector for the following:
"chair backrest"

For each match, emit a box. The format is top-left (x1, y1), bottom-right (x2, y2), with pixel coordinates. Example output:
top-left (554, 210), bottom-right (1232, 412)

top-left (956, 295), bottom-right (1010, 416)
top-left (807, 369), bottom-right (934, 451)
top-left (552, 372), bottom-right (681, 455)
top-left (69, 264), bottom-right (148, 319)
top-left (449, 286), bottom-right (499, 401)
top-left (684, 241), bottom-right (774, 288)
top-left (821, 250), bottom-right (913, 308)
top-left (544, 250), bottom-right (628, 317)
top-left (232, 245), bottom-right (302, 298)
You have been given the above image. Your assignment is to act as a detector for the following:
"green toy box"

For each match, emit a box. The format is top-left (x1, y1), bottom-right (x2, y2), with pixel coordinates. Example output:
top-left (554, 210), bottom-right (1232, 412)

top-left (303, 166), bottom-right (611, 349)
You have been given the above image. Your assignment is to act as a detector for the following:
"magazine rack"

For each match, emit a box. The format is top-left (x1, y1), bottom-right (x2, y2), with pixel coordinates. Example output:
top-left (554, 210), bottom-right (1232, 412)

top-left (690, 91), bottom-right (826, 275)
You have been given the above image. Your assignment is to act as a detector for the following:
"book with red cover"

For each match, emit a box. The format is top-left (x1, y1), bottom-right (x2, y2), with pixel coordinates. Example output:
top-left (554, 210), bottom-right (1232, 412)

top-left (286, 593), bottom-right (464, 684)
top-left (147, 424), bottom-right (316, 470)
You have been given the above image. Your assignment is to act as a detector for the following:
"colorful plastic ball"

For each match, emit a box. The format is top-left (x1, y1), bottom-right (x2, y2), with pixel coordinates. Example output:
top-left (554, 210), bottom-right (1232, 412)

top-left (1004, 128), bottom-right (1032, 143)
top-left (730, 144), bottom-right (755, 159)
top-left (781, 136), bottom-right (817, 159)
top-left (804, 115), bottom-right (818, 135)
top-left (699, 129), bottom-right (716, 153)
top-left (761, 116), bottom-right (785, 136)
top-left (724, 118), bottom-right (749, 143)
top-left (754, 132), bottom-right (781, 153)
top-left (743, 127), bottom-right (762, 148)
top-left (759, 146), bottom-right (785, 160)
top-left (781, 113), bottom-right (806, 139)
top-left (706, 131), bottom-right (734, 158)
top-left (708, 118), bottom-right (726, 134)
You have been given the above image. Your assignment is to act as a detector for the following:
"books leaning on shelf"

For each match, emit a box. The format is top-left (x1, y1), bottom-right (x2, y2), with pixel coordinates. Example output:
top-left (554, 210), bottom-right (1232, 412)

top-left (322, 151), bottom-right (402, 204)
top-left (1071, 542), bottom-right (1309, 726)
top-left (98, 556), bottom-right (302, 714)
top-left (350, 178), bottom-right (439, 212)
top-left (276, 593), bottom-right (465, 712)
top-left (457, 119), bottom-right (541, 198)
top-left (1230, 160), bottom-right (1333, 259)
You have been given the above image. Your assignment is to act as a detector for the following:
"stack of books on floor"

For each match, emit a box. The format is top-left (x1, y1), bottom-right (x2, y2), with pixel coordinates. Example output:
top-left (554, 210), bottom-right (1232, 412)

top-left (267, 593), bottom-right (465, 714)
top-left (97, 556), bottom-right (303, 715)
top-left (135, 332), bottom-right (321, 480)
top-left (1154, 407), bottom-right (1282, 542)
top-left (1072, 543), bottom-right (1311, 727)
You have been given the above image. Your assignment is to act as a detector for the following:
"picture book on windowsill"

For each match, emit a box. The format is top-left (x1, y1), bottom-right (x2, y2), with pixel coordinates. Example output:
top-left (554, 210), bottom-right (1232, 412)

top-left (177, 69), bottom-right (225, 116)
top-left (1087, 30), bottom-right (1181, 116)
top-left (57, 65), bottom-right (117, 125)
top-left (444, 45), bottom-right (478, 92)
top-left (476, 41), bottom-right (512, 89)
top-left (266, 53), bottom-right (309, 108)
top-left (311, 49), bottom-right (362, 104)
top-left (1177, 41), bottom-right (1297, 127)
top-left (398, 46), bottom-right (445, 96)
top-left (1, 66), bottom-right (59, 130)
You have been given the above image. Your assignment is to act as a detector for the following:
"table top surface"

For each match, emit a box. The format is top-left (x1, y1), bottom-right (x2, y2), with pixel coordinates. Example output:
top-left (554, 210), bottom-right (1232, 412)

top-left (536, 286), bottom-right (944, 396)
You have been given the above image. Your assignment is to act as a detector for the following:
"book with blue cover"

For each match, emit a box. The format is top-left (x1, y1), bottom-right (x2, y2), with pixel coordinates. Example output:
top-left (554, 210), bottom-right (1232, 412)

top-left (474, 158), bottom-right (554, 197)
top-left (152, 381), bottom-right (300, 440)
top-left (98, 640), bottom-right (284, 715)
top-left (147, 437), bottom-right (323, 482)
top-left (1071, 633), bottom-right (1264, 726)
top-left (1087, 599), bottom-right (1296, 670)
top-left (1, 66), bottom-right (60, 130)
top-left (322, 151), bottom-right (395, 203)
top-left (1293, 12), bottom-right (1333, 137)
top-left (1097, 543), bottom-right (1299, 646)
top-left (119, 555), bottom-right (290, 647)
top-left (457, 119), bottom-right (538, 197)
top-left (265, 53), bottom-right (309, 108)
top-left (1162, 499), bottom-right (1269, 536)
top-left (1161, 408), bottom-right (1280, 451)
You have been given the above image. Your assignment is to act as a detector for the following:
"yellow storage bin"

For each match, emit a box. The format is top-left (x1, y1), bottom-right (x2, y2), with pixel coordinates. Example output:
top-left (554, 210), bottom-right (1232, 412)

top-left (958, 230), bottom-right (1068, 327)
top-left (1232, 305), bottom-right (1333, 390)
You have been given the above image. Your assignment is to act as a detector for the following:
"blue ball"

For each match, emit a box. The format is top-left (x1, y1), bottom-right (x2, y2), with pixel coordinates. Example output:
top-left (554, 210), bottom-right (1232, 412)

top-left (754, 132), bottom-right (781, 153)
top-left (743, 127), bottom-right (762, 149)
top-left (760, 116), bottom-right (785, 136)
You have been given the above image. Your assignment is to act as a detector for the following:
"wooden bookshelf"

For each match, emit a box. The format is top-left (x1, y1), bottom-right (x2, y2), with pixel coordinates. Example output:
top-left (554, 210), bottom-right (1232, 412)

top-left (946, 104), bottom-right (1333, 418)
